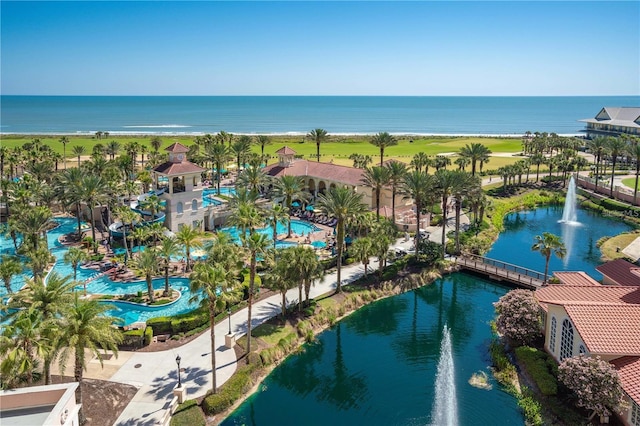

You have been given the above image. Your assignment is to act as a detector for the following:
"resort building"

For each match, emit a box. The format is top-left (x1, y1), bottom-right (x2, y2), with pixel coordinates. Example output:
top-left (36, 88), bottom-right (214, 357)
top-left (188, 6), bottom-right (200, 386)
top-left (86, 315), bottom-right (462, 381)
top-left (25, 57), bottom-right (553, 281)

top-left (596, 259), bottom-right (640, 286)
top-left (263, 147), bottom-right (421, 228)
top-left (152, 143), bottom-right (207, 232)
top-left (0, 382), bottom-right (81, 426)
top-left (580, 107), bottom-right (640, 139)
top-left (535, 274), bottom-right (640, 425)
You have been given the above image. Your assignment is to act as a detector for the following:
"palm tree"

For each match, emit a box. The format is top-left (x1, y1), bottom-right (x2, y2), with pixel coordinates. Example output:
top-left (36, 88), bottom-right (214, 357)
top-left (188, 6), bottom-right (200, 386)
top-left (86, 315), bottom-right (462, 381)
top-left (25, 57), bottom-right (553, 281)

top-left (140, 194), bottom-right (164, 219)
top-left (588, 136), bottom-right (608, 182)
top-left (9, 273), bottom-right (75, 385)
top-left (273, 175), bottom-right (309, 237)
top-left (12, 205), bottom-right (53, 252)
top-left (361, 166), bottom-right (390, 221)
top-left (106, 140), bottom-right (121, 161)
top-left (175, 223), bottom-right (203, 272)
top-left (157, 236), bottom-right (181, 296)
top-left (132, 248), bottom-right (159, 303)
top-left (400, 170), bottom-right (435, 251)
top-left (80, 175), bottom-right (108, 253)
top-left (349, 237), bottom-right (373, 277)
top-left (317, 186), bottom-right (367, 293)
top-left (411, 152), bottom-right (432, 173)
top-left (113, 206), bottom-right (140, 264)
top-left (531, 232), bottom-right (566, 284)
top-left (264, 248), bottom-right (297, 318)
top-left (205, 143), bottom-right (230, 195)
top-left (459, 143), bottom-right (492, 176)
top-left (189, 263), bottom-right (241, 393)
top-left (433, 169), bottom-right (467, 259)
top-left (454, 156), bottom-right (470, 171)
top-left (255, 135), bottom-right (272, 159)
top-left (58, 295), bottom-right (122, 424)
top-left (626, 136), bottom-right (640, 203)
top-left (307, 128), bottom-right (328, 162)
top-left (150, 136), bottom-right (163, 153)
top-left (452, 172), bottom-right (479, 253)
top-left (385, 160), bottom-right (408, 227)
top-left (434, 155), bottom-right (452, 171)
top-left (0, 307), bottom-right (47, 387)
top-left (607, 136), bottom-right (628, 196)
top-left (59, 136), bottom-right (69, 170)
top-left (370, 132), bottom-right (398, 166)
top-left (72, 145), bottom-right (86, 167)
top-left (295, 245), bottom-right (323, 308)
top-left (231, 136), bottom-right (252, 171)
top-left (0, 255), bottom-right (23, 294)
top-left (63, 247), bottom-right (89, 287)
top-left (267, 203), bottom-right (289, 250)
top-left (237, 166), bottom-right (269, 197)
top-left (241, 232), bottom-right (271, 358)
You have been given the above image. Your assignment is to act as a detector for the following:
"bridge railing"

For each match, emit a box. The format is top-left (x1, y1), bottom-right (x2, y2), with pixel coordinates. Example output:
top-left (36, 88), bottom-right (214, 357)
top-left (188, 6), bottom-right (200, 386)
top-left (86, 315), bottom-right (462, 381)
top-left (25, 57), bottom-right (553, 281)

top-left (456, 255), bottom-right (546, 285)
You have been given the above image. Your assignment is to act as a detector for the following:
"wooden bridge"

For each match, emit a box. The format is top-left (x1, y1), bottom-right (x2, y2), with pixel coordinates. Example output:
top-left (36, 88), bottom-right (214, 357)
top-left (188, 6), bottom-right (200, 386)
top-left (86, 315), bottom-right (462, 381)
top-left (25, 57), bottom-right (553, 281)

top-left (454, 255), bottom-right (546, 289)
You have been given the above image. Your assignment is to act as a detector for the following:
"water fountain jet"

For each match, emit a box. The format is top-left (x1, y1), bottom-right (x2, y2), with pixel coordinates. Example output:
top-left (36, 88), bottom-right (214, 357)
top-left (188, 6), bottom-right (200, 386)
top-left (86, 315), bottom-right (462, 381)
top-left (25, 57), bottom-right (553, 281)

top-left (431, 324), bottom-right (458, 426)
top-left (559, 176), bottom-right (579, 225)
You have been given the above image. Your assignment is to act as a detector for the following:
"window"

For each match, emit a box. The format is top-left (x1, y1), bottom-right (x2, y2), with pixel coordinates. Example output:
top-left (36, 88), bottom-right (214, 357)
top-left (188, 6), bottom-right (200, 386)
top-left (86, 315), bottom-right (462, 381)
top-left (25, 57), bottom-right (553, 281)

top-left (177, 202), bottom-right (183, 214)
top-left (560, 318), bottom-right (574, 361)
top-left (579, 345), bottom-right (586, 355)
top-left (192, 199), bottom-right (198, 211)
top-left (549, 317), bottom-right (557, 354)
top-left (631, 401), bottom-right (640, 426)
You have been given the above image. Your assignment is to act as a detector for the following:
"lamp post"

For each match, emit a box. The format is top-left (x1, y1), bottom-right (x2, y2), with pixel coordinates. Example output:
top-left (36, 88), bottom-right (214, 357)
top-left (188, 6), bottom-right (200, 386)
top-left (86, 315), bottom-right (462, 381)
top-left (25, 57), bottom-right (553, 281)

top-left (227, 308), bottom-right (232, 335)
top-left (175, 354), bottom-right (182, 388)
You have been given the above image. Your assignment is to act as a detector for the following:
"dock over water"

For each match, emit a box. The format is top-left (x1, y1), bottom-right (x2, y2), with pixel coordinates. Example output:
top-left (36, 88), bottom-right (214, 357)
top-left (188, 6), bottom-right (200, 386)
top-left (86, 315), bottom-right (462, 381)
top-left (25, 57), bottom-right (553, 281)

top-left (454, 255), bottom-right (546, 289)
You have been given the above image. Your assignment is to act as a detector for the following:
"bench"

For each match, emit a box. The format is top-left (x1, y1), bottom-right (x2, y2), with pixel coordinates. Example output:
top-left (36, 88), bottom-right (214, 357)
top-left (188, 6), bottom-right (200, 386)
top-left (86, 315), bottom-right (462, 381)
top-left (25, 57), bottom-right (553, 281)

top-left (155, 334), bottom-right (170, 343)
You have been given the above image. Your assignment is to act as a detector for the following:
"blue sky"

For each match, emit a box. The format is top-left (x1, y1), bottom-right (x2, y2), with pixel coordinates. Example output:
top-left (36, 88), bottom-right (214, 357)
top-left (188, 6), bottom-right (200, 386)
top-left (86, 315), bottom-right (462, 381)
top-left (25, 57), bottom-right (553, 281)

top-left (1, 1), bottom-right (638, 96)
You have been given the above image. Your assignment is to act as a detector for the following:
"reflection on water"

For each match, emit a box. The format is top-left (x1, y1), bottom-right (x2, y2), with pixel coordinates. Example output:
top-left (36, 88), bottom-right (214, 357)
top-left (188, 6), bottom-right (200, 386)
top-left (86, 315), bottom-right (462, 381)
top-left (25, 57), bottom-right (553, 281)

top-left (221, 274), bottom-right (524, 426)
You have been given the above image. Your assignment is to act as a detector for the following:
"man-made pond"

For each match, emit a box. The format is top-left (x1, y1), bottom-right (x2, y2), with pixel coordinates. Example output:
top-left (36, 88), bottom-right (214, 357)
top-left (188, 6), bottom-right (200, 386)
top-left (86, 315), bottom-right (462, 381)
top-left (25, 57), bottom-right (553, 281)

top-left (222, 205), bottom-right (633, 425)
top-left (487, 205), bottom-right (633, 278)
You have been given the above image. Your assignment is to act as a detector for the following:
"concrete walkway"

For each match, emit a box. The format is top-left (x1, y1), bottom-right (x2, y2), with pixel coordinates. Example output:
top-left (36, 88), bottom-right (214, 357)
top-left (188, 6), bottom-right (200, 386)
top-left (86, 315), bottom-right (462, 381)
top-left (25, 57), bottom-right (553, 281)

top-left (78, 215), bottom-right (466, 425)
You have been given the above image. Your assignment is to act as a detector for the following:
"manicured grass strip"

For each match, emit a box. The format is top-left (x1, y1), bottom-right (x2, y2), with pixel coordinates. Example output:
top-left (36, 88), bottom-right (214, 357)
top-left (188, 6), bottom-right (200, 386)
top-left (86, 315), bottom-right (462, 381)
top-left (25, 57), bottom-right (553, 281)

top-left (599, 231), bottom-right (640, 261)
top-left (251, 323), bottom-right (295, 346)
top-left (621, 177), bottom-right (640, 190)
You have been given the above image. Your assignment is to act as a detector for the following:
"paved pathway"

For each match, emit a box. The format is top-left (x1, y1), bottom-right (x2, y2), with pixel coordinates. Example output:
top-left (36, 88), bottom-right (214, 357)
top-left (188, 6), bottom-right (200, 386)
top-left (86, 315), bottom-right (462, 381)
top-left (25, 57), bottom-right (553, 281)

top-left (76, 216), bottom-right (464, 425)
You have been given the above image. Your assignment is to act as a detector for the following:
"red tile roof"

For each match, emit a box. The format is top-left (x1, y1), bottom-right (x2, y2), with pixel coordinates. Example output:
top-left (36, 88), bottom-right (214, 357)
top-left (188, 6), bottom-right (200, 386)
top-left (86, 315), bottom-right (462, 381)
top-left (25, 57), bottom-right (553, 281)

top-left (153, 161), bottom-right (206, 175)
top-left (165, 142), bottom-right (190, 153)
top-left (263, 160), bottom-right (364, 186)
top-left (554, 271), bottom-right (602, 286)
top-left (275, 146), bottom-right (297, 155)
top-left (562, 304), bottom-right (640, 354)
top-left (611, 356), bottom-right (640, 405)
top-left (596, 259), bottom-right (640, 286)
top-left (536, 285), bottom-right (640, 305)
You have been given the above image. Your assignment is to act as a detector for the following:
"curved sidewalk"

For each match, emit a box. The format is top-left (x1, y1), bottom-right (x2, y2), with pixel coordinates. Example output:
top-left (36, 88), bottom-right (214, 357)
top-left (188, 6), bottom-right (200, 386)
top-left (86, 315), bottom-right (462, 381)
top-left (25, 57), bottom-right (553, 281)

top-left (109, 216), bottom-right (465, 424)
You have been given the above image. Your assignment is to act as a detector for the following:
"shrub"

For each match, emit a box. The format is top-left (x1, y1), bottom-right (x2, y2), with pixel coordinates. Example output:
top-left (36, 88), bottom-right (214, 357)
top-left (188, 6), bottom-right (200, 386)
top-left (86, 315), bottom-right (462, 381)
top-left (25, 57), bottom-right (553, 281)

top-left (518, 389), bottom-right (543, 426)
top-left (144, 326), bottom-right (154, 346)
top-left (122, 328), bottom-right (144, 348)
top-left (514, 346), bottom-right (557, 396)
top-left (494, 289), bottom-right (541, 346)
top-left (558, 355), bottom-right (626, 418)
top-left (202, 365), bottom-right (256, 415)
top-left (146, 317), bottom-right (172, 334)
top-left (170, 400), bottom-right (205, 426)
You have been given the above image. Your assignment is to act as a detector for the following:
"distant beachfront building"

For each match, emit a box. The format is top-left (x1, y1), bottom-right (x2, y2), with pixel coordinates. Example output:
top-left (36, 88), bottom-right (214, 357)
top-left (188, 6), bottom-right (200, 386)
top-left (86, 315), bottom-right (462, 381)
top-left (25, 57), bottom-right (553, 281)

top-left (580, 107), bottom-right (640, 139)
top-left (262, 146), bottom-right (420, 227)
top-left (535, 272), bottom-right (640, 425)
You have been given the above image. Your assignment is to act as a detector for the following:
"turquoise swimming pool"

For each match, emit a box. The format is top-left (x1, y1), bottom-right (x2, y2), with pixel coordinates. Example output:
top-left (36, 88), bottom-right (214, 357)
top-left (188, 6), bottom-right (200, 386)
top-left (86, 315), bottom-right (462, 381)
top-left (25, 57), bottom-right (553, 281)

top-left (221, 220), bottom-right (319, 243)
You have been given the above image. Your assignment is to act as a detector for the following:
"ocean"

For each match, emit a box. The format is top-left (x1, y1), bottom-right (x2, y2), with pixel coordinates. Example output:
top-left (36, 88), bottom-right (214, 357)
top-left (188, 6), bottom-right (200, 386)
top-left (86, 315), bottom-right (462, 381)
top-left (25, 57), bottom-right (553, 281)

top-left (1, 95), bottom-right (638, 136)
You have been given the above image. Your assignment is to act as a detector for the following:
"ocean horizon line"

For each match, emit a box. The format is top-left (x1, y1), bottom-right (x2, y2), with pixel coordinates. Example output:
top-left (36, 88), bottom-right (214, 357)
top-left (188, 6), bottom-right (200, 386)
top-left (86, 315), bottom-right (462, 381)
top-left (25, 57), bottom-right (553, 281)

top-left (0, 131), bottom-right (584, 138)
top-left (1, 94), bottom-right (638, 98)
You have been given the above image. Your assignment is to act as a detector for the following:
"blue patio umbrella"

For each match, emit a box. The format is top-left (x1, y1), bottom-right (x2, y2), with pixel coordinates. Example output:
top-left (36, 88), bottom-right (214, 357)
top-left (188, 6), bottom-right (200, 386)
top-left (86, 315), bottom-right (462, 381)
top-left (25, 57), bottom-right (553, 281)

top-left (306, 205), bottom-right (315, 211)
top-left (292, 201), bottom-right (301, 207)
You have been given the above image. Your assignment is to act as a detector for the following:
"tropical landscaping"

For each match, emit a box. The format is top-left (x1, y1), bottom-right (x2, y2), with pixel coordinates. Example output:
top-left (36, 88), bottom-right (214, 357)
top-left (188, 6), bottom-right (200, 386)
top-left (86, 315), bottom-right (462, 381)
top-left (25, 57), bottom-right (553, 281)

top-left (1, 130), bottom-right (640, 425)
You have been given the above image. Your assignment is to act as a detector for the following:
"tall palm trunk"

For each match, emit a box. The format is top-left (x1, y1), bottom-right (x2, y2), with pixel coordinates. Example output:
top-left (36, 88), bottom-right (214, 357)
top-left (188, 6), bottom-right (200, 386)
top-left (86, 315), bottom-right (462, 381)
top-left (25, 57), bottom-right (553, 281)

top-left (209, 302), bottom-right (217, 393)
top-left (454, 198), bottom-right (462, 254)
top-left (146, 273), bottom-right (155, 303)
top-left (246, 254), bottom-right (257, 358)
top-left (441, 194), bottom-right (448, 258)
top-left (75, 347), bottom-right (86, 424)
top-left (336, 219), bottom-right (345, 293)
top-left (89, 206), bottom-right (98, 254)
top-left (164, 264), bottom-right (170, 297)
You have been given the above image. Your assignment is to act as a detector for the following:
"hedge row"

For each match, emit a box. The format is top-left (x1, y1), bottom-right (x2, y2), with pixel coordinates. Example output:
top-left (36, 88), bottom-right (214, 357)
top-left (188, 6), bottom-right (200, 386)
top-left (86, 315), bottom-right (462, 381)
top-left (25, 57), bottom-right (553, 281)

top-left (121, 326), bottom-right (154, 348)
top-left (147, 309), bottom-right (209, 335)
top-left (202, 364), bottom-right (258, 415)
top-left (514, 346), bottom-right (558, 396)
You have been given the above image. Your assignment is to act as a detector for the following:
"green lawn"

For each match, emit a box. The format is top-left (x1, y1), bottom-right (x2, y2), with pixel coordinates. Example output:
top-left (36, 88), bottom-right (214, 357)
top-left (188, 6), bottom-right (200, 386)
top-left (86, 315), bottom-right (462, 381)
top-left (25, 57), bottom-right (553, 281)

top-left (2, 134), bottom-right (528, 170)
top-left (621, 177), bottom-right (639, 190)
